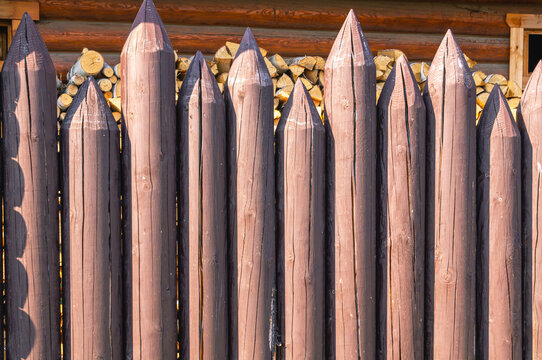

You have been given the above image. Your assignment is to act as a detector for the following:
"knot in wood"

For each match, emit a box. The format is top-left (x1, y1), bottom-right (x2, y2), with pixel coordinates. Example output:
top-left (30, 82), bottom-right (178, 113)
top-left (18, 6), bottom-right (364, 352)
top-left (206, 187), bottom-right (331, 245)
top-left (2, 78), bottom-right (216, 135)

top-left (439, 269), bottom-right (456, 284)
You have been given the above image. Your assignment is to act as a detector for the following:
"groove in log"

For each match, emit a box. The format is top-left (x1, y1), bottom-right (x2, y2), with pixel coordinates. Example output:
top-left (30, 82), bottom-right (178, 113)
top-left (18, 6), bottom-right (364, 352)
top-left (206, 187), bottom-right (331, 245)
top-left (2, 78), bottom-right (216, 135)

top-left (376, 55), bottom-right (426, 360)
top-left (121, 0), bottom-right (177, 358)
top-left (424, 29), bottom-right (476, 360)
top-left (178, 51), bottom-right (228, 359)
top-left (476, 86), bottom-right (521, 360)
top-left (324, 10), bottom-right (376, 359)
top-left (225, 27), bottom-right (276, 360)
top-left (61, 77), bottom-right (122, 360)
top-left (1, 13), bottom-right (60, 359)
top-left (276, 80), bottom-right (325, 360)
top-left (518, 60), bottom-right (542, 359)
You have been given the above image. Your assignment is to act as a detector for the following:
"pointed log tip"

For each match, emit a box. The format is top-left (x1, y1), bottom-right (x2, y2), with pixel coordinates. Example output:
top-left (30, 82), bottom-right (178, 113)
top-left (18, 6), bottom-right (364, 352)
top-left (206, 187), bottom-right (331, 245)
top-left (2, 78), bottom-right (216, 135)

top-left (479, 85), bottom-right (518, 137)
top-left (125, 0), bottom-right (172, 50)
top-left (180, 51), bottom-right (222, 99)
top-left (523, 60), bottom-right (542, 97)
top-left (327, 8), bottom-right (373, 65)
top-left (63, 76), bottom-right (116, 126)
top-left (235, 27), bottom-right (260, 57)
top-left (280, 78), bottom-right (322, 129)
top-left (378, 55), bottom-right (422, 109)
top-left (426, 29), bottom-right (472, 84)
top-left (229, 27), bottom-right (271, 81)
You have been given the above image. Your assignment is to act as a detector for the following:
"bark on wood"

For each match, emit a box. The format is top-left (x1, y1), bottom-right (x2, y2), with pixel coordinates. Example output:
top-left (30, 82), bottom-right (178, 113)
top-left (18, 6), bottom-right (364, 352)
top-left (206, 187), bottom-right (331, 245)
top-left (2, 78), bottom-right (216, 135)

top-left (225, 27), bottom-right (276, 360)
top-left (1, 13), bottom-right (60, 360)
top-left (477, 86), bottom-right (521, 360)
top-left (121, 0), bottom-right (177, 358)
top-left (178, 51), bottom-right (228, 360)
top-left (324, 10), bottom-right (376, 359)
top-left (376, 55), bottom-right (425, 360)
top-left (276, 80), bottom-right (325, 360)
top-left (61, 77), bottom-right (122, 360)
top-left (424, 30), bottom-right (476, 360)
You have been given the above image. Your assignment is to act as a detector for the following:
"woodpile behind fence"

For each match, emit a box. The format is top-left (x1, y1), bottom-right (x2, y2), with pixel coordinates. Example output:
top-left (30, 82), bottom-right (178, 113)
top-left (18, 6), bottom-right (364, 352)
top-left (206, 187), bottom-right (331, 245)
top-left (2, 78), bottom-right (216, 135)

top-left (1, 1), bottom-right (541, 359)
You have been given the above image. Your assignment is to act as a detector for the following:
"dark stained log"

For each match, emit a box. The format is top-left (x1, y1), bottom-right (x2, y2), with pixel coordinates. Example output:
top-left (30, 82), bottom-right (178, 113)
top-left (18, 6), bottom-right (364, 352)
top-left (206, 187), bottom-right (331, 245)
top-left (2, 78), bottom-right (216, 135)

top-left (225, 28), bottom-right (276, 359)
top-left (424, 29), bottom-right (476, 360)
top-left (376, 55), bottom-right (425, 360)
top-left (1, 13), bottom-right (60, 360)
top-left (178, 51), bottom-right (228, 359)
top-left (60, 77), bottom-right (122, 360)
top-left (324, 10), bottom-right (376, 359)
top-left (518, 60), bottom-right (542, 359)
top-left (120, 0), bottom-right (177, 358)
top-left (476, 86), bottom-right (522, 360)
top-left (275, 80), bottom-right (325, 360)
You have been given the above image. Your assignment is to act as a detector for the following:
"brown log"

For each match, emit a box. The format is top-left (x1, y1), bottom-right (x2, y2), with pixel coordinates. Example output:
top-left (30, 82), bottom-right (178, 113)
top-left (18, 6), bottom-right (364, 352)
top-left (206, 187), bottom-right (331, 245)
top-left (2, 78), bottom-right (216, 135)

top-left (121, 1), bottom-right (177, 358)
top-left (61, 77), bottom-right (122, 360)
top-left (178, 51), bottom-right (228, 360)
top-left (1, 13), bottom-right (60, 359)
top-left (518, 60), bottom-right (542, 359)
top-left (424, 30), bottom-right (476, 360)
top-left (225, 28), bottom-right (276, 359)
top-left (476, 86), bottom-right (522, 360)
top-left (276, 80), bottom-right (325, 360)
top-left (324, 10), bottom-right (376, 359)
top-left (376, 55), bottom-right (425, 360)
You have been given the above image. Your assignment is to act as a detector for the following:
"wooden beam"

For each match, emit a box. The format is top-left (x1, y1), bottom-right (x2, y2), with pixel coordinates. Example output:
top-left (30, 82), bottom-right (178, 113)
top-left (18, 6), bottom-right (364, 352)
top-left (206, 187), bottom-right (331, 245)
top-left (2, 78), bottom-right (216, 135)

top-left (0, 1), bottom-right (39, 20)
top-left (509, 27), bottom-right (524, 87)
top-left (506, 13), bottom-right (542, 29)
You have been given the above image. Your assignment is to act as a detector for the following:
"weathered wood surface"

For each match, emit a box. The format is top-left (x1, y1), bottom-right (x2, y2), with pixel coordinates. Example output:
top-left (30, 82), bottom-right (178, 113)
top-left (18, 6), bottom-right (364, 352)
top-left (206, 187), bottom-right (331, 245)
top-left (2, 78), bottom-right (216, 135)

top-left (324, 10), bottom-right (376, 359)
top-left (477, 86), bottom-right (521, 360)
top-left (424, 30), bottom-right (476, 360)
top-left (376, 55), bottom-right (425, 360)
top-left (518, 60), bottom-right (542, 359)
top-left (225, 28), bottom-right (276, 359)
top-left (276, 80), bottom-right (325, 360)
top-left (1, 13), bottom-right (60, 360)
top-left (61, 77), bottom-right (122, 360)
top-left (120, 0), bottom-right (177, 358)
top-left (178, 51), bottom-right (228, 360)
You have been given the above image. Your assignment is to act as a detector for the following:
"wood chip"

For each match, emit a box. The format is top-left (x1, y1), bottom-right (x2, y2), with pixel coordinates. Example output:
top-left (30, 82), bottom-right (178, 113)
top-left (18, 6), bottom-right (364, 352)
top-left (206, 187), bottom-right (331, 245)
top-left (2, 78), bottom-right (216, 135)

top-left (313, 56), bottom-right (326, 70)
top-left (304, 69), bottom-right (318, 84)
top-left (269, 54), bottom-right (289, 73)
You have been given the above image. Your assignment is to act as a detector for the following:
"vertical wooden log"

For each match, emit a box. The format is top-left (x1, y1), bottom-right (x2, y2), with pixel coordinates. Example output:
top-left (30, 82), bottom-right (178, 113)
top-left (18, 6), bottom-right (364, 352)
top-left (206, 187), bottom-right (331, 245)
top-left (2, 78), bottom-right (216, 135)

top-left (518, 60), bottom-right (542, 359)
top-left (1, 13), bottom-right (60, 359)
top-left (178, 51), bottom-right (228, 359)
top-left (121, 0), bottom-right (177, 358)
top-left (324, 10), bottom-right (376, 359)
top-left (376, 55), bottom-right (425, 360)
top-left (225, 28), bottom-right (276, 359)
top-left (60, 77), bottom-right (122, 360)
top-left (477, 86), bottom-right (522, 360)
top-left (424, 29), bottom-right (476, 359)
top-left (276, 80), bottom-right (325, 360)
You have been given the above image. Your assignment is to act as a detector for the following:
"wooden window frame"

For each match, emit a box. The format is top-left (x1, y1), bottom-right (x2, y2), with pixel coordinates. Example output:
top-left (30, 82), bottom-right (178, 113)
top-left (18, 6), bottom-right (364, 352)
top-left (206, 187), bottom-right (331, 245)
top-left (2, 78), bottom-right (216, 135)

top-left (0, 1), bottom-right (39, 68)
top-left (507, 13), bottom-right (542, 89)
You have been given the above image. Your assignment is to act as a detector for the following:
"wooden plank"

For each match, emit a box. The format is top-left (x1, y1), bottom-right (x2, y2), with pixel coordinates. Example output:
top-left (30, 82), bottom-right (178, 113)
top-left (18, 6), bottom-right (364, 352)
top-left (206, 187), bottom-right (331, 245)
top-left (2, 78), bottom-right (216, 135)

top-left (1, 13), bottom-right (59, 359)
top-left (506, 13), bottom-right (542, 29)
top-left (121, 1), bottom-right (177, 358)
top-left (225, 28), bottom-right (276, 359)
top-left (178, 51), bottom-right (228, 359)
top-left (0, 1), bottom-right (39, 20)
top-left (476, 86), bottom-right (522, 360)
top-left (518, 61), bottom-right (542, 359)
top-left (275, 80), bottom-right (325, 360)
top-left (509, 27), bottom-right (524, 88)
top-left (376, 55), bottom-right (425, 360)
top-left (324, 10), bottom-right (376, 359)
top-left (60, 77), bottom-right (122, 360)
top-left (424, 30), bottom-right (476, 360)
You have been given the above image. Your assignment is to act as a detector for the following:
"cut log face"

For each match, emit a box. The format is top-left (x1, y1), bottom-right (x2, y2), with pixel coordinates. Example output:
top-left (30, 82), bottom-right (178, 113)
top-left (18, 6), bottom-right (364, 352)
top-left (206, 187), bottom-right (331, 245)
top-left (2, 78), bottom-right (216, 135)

top-left (377, 55), bottom-right (426, 360)
top-left (276, 80), bottom-right (325, 360)
top-left (477, 86), bottom-right (522, 360)
top-left (1, 12), bottom-right (60, 359)
top-left (121, 0), bottom-right (177, 358)
top-left (424, 29), bottom-right (476, 360)
top-left (178, 51), bottom-right (228, 360)
top-left (324, 9), bottom-right (377, 360)
top-left (61, 77), bottom-right (122, 360)
top-left (225, 27), bottom-right (276, 360)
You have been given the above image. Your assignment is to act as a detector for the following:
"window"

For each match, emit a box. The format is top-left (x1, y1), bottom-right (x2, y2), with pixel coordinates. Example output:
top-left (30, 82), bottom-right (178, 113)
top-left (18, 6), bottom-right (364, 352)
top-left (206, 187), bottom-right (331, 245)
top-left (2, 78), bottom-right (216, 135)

top-left (528, 33), bottom-right (542, 73)
top-left (507, 14), bottom-right (542, 89)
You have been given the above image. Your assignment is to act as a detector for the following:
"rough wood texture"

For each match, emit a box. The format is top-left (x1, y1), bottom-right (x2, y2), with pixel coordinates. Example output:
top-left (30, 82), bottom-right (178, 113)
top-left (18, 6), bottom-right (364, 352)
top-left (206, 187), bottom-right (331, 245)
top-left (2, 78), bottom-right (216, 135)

top-left (276, 80), bottom-right (325, 360)
top-left (476, 86), bottom-right (522, 360)
top-left (518, 60), bottom-right (542, 359)
top-left (424, 30), bottom-right (476, 360)
top-left (1, 13), bottom-right (60, 359)
top-left (324, 10), bottom-right (376, 359)
top-left (178, 51), bottom-right (228, 360)
top-left (120, 1), bottom-right (177, 358)
top-left (61, 77), bottom-right (122, 360)
top-left (225, 28), bottom-right (276, 360)
top-left (376, 55), bottom-right (425, 360)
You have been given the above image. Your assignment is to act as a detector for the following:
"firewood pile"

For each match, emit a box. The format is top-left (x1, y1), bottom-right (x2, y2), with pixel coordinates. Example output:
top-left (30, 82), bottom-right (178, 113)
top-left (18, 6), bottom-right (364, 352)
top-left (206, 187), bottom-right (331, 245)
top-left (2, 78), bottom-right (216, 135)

top-left (57, 45), bottom-right (523, 125)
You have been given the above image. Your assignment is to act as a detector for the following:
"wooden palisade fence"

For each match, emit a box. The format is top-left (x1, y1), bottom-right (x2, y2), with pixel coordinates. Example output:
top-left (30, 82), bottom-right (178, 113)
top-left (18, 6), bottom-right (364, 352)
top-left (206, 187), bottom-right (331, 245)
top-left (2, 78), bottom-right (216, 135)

top-left (1, 1), bottom-right (541, 359)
